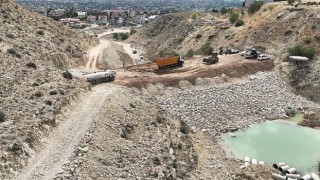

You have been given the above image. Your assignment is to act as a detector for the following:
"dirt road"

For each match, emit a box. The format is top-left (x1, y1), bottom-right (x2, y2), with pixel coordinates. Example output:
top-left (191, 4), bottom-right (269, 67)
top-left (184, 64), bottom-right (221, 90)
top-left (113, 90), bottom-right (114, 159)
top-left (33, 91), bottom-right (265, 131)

top-left (86, 39), bottom-right (109, 70)
top-left (14, 84), bottom-right (117, 180)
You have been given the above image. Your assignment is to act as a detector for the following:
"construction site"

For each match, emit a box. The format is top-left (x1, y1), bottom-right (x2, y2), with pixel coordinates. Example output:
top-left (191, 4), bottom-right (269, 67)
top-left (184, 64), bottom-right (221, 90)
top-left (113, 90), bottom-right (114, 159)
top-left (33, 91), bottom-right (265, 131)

top-left (1, 0), bottom-right (320, 179)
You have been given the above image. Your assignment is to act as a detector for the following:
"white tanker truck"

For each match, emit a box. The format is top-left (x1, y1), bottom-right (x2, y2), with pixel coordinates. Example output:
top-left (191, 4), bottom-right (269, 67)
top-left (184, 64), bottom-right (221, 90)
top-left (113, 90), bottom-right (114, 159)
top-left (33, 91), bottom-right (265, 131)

top-left (84, 70), bottom-right (116, 84)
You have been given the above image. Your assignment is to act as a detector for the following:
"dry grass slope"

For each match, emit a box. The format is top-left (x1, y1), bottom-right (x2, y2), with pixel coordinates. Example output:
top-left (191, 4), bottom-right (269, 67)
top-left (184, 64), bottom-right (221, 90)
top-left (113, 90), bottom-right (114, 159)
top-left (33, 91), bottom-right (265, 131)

top-left (0, 0), bottom-right (97, 178)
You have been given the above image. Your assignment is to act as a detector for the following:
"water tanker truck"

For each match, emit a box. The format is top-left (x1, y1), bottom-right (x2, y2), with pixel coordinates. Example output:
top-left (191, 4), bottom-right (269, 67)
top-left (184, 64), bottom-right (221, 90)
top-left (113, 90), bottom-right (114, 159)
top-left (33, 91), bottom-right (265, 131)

top-left (156, 56), bottom-right (184, 69)
top-left (84, 70), bottom-right (116, 85)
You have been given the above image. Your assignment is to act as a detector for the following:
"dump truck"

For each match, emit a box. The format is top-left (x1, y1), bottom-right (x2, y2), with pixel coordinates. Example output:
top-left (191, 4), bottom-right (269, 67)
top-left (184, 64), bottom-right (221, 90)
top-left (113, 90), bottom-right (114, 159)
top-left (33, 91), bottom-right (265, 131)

top-left (156, 56), bottom-right (184, 69)
top-left (203, 53), bottom-right (219, 65)
top-left (84, 70), bottom-right (116, 84)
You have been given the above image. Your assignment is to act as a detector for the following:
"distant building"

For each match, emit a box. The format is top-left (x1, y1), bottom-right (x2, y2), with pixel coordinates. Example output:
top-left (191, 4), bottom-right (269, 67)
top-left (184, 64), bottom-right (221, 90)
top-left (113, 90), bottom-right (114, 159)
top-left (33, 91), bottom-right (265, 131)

top-left (135, 14), bottom-right (146, 24)
top-left (244, 0), bottom-right (274, 6)
top-left (97, 15), bottom-right (108, 25)
top-left (87, 15), bottom-right (96, 24)
top-left (60, 18), bottom-right (80, 28)
top-left (48, 9), bottom-right (66, 20)
top-left (77, 11), bottom-right (87, 19)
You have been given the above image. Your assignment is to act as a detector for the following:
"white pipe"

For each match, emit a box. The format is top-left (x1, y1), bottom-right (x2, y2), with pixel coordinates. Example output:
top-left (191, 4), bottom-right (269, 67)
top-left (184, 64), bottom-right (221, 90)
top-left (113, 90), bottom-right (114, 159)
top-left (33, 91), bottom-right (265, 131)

top-left (301, 174), bottom-right (313, 180)
top-left (252, 159), bottom-right (257, 164)
top-left (245, 157), bottom-right (250, 162)
top-left (245, 162), bottom-right (250, 167)
top-left (278, 165), bottom-right (290, 172)
top-left (285, 168), bottom-right (297, 174)
top-left (311, 172), bottom-right (320, 180)
top-left (258, 161), bottom-right (265, 165)
top-left (273, 162), bottom-right (286, 169)
top-left (271, 173), bottom-right (286, 180)
top-left (286, 173), bottom-right (300, 179)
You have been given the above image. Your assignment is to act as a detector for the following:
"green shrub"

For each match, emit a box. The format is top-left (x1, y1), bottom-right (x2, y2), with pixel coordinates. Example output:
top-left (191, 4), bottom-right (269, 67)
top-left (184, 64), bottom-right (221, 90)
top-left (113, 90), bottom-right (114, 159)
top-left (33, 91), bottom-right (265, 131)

top-left (220, 7), bottom-right (230, 14)
top-left (37, 30), bottom-right (44, 35)
top-left (45, 100), bottom-right (52, 106)
top-left (288, 45), bottom-right (316, 59)
top-left (130, 28), bottom-right (137, 35)
top-left (201, 43), bottom-right (213, 55)
top-left (235, 19), bottom-right (245, 27)
top-left (304, 39), bottom-right (311, 44)
top-left (0, 111), bottom-right (5, 122)
top-left (229, 12), bottom-right (239, 23)
top-left (7, 48), bottom-right (16, 55)
top-left (195, 34), bottom-right (202, 39)
top-left (248, 1), bottom-right (264, 14)
top-left (177, 36), bottom-right (184, 43)
top-left (180, 120), bottom-right (189, 134)
top-left (62, 71), bottom-right (73, 79)
top-left (120, 33), bottom-right (129, 40)
top-left (112, 33), bottom-right (119, 40)
top-left (6, 33), bottom-right (14, 39)
top-left (287, 0), bottom-right (295, 5)
top-left (191, 11), bottom-right (198, 19)
top-left (186, 49), bottom-right (195, 57)
top-left (26, 62), bottom-right (37, 69)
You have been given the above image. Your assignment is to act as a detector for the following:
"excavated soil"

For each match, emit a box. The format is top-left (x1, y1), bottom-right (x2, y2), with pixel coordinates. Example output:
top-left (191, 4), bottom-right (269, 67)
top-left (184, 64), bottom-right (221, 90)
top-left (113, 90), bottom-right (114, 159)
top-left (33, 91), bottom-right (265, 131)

top-left (115, 54), bottom-right (274, 89)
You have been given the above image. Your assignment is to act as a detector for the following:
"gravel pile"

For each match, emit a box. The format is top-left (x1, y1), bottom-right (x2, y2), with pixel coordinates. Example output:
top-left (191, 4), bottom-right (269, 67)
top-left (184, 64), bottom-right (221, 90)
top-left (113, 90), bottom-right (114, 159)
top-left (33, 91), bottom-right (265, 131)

top-left (155, 72), bottom-right (318, 135)
top-left (55, 88), bottom-right (198, 180)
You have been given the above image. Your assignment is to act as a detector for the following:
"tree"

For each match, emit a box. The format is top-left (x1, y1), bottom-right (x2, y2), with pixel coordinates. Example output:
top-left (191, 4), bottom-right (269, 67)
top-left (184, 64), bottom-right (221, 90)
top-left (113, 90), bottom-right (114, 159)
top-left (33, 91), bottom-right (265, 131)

top-left (186, 49), bottom-right (195, 57)
top-left (229, 12), bottom-right (239, 23)
top-left (212, 8), bottom-right (219, 13)
top-left (113, 33), bottom-right (119, 40)
top-left (120, 33), bottom-right (129, 40)
top-left (287, 0), bottom-right (295, 5)
top-left (288, 45), bottom-right (316, 59)
top-left (248, 1), bottom-right (264, 14)
top-left (0, 111), bottom-right (5, 122)
top-left (201, 43), bottom-right (213, 55)
top-left (191, 11), bottom-right (198, 19)
top-left (130, 28), bottom-right (137, 35)
top-left (220, 7), bottom-right (228, 15)
top-left (235, 19), bottom-right (245, 27)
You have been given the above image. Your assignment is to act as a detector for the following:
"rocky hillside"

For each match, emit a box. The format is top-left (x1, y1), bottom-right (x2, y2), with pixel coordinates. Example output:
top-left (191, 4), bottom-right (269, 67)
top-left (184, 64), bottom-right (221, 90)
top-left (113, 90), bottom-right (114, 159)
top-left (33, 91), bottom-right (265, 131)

top-left (0, 0), bottom-right (96, 178)
top-left (129, 3), bottom-right (320, 102)
top-left (129, 13), bottom-right (194, 60)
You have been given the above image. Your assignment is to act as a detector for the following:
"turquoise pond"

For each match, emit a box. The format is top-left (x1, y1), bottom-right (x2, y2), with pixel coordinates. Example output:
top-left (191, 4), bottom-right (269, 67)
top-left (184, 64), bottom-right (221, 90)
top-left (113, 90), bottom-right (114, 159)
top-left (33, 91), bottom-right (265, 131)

top-left (222, 120), bottom-right (320, 174)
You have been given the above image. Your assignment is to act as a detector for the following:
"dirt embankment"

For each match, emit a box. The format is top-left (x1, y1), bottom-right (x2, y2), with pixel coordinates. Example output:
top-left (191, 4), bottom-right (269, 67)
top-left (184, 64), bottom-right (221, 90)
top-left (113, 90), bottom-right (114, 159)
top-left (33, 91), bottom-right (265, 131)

top-left (115, 54), bottom-right (274, 89)
top-left (0, 0), bottom-right (97, 178)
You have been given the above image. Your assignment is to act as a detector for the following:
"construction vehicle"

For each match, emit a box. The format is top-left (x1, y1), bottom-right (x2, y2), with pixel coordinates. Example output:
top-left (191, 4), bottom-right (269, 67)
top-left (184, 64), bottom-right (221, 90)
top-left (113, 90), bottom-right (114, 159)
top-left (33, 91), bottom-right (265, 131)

top-left (203, 53), bottom-right (219, 65)
top-left (244, 48), bottom-right (259, 59)
top-left (84, 70), bottom-right (116, 84)
top-left (156, 56), bottom-right (184, 69)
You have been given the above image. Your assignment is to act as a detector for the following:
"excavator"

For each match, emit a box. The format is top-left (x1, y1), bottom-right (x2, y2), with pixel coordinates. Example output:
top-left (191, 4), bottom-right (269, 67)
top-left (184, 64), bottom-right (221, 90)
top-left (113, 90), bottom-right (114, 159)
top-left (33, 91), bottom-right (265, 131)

top-left (203, 52), bottom-right (219, 65)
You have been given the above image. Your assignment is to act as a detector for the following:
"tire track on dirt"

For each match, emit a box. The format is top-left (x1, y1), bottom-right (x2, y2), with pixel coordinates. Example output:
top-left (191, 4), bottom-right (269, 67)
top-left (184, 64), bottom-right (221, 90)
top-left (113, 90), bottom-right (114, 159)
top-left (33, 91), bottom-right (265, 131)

top-left (14, 84), bottom-right (117, 180)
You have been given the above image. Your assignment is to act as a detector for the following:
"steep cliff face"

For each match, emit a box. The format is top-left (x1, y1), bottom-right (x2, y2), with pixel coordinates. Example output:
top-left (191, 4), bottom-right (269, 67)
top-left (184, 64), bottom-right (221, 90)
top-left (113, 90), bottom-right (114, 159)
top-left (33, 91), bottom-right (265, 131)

top-left (0, 0), bottom-right (97, 178)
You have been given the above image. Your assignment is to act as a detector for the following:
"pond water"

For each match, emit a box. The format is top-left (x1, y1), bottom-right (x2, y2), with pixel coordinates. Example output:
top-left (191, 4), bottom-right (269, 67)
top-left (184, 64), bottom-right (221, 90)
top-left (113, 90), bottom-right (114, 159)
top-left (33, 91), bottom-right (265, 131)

top-left (289, 113), bottom-right (304, 124)
top-left (222, 120), bottom-right (320, 174)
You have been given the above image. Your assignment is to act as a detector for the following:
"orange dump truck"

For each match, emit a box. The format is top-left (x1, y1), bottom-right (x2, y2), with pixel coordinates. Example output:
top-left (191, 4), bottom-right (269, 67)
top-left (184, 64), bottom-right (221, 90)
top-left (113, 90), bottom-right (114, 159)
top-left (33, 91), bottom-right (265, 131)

top-left (156, 56), bottom-right (185, 69)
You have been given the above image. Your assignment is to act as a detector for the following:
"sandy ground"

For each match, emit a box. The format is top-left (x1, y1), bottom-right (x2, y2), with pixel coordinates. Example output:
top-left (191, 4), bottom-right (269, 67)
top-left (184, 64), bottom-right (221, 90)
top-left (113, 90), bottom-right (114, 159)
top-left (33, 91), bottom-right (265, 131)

top-left (114, 41), bottom-right (145, 65)
top-left (85, 39), bottom-right (109, 70)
